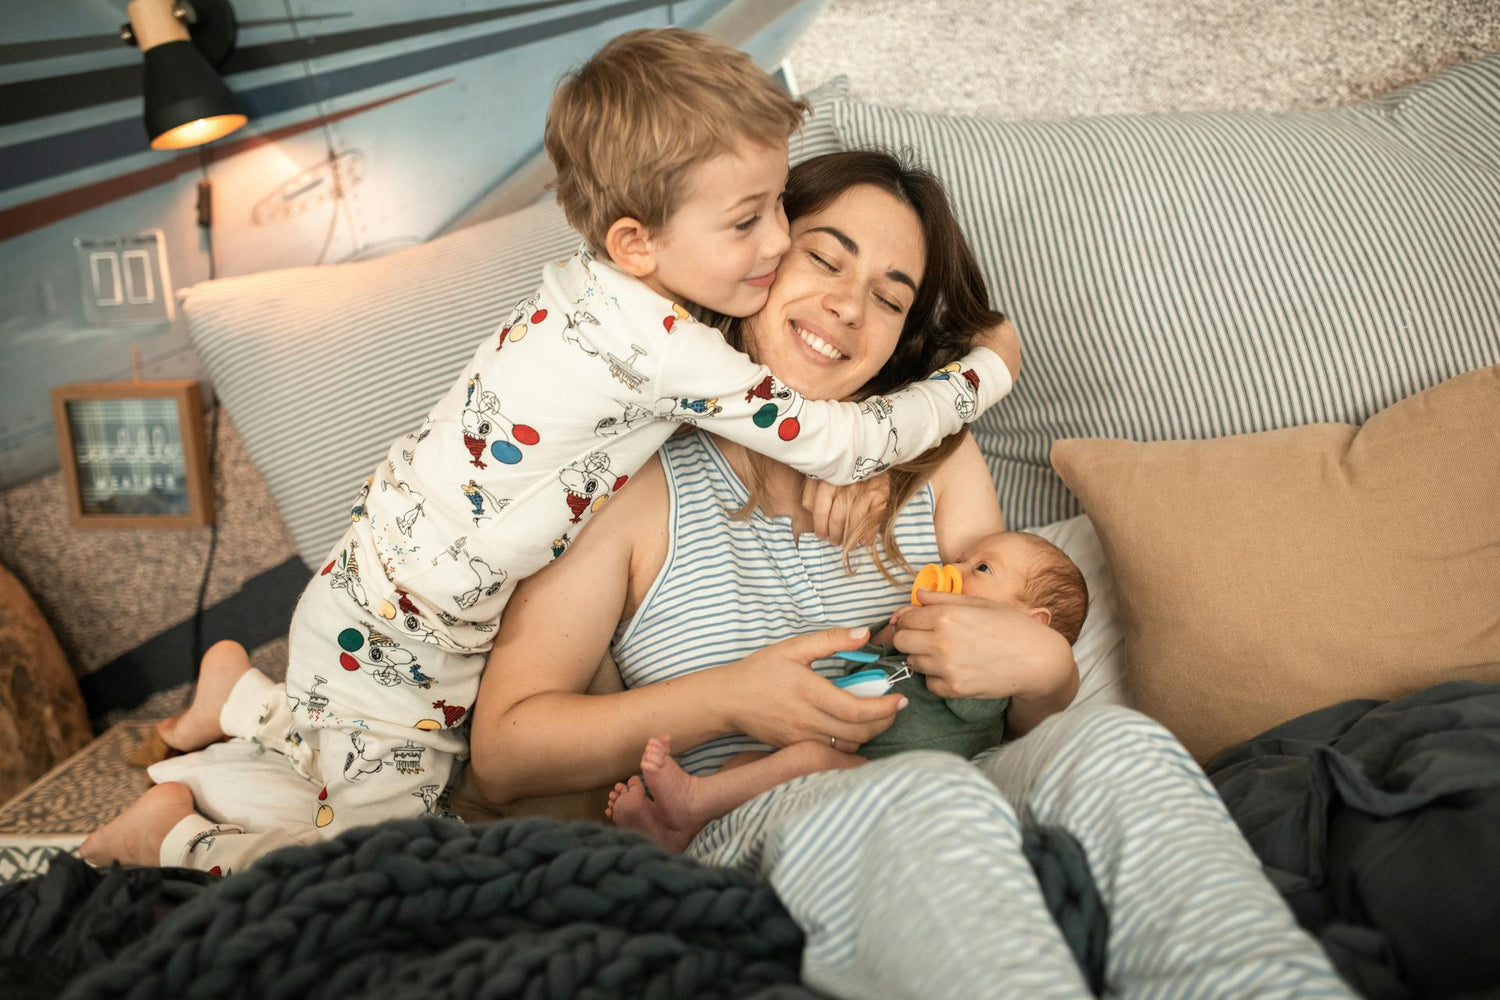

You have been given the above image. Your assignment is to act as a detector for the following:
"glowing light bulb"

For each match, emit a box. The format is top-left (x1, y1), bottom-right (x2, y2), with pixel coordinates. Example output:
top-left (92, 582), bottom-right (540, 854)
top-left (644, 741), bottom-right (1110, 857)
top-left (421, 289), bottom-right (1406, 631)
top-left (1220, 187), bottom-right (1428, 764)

top-left (150, 113), bottom-right (247, 150)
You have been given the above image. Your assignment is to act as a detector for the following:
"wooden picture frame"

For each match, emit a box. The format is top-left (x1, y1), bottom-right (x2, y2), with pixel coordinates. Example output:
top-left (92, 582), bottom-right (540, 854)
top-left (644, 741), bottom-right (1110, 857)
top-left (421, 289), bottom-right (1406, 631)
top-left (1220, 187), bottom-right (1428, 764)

top-left (51, 380), bottom-right (215, 529)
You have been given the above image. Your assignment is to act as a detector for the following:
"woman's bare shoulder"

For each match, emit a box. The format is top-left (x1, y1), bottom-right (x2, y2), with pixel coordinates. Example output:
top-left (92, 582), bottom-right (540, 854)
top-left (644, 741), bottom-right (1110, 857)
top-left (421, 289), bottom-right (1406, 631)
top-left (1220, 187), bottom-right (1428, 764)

top-left (572, 452), bottom-right (668, 551)
top-left (563, 451), bottom-right (671, 608)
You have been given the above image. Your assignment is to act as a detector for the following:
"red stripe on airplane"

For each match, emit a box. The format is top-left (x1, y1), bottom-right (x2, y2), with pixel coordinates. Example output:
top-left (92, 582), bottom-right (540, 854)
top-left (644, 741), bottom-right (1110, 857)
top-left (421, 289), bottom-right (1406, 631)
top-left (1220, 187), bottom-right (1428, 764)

top-left (0, 79), bottom-right (452, 242)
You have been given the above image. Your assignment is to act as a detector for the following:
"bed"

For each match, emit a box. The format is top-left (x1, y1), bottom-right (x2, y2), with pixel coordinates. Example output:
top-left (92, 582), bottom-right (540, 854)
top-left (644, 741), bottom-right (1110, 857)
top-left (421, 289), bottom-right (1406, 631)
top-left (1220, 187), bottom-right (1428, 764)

top-left (4, 55), bottom-right (1499, 999)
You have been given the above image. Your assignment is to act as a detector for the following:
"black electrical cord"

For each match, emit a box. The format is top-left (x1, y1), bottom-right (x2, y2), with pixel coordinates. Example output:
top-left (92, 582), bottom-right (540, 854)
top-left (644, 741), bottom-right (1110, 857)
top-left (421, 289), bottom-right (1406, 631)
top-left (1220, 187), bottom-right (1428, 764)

top-left (190, 400), bottom-right (221, 666)
top-left (190, 147), bottom-right (221, 668)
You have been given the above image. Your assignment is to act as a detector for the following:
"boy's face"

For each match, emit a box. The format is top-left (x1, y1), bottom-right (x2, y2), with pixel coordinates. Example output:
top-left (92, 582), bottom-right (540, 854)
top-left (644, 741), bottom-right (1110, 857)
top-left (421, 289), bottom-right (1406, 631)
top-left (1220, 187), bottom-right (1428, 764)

top-left (647, 140), bottom-right (791, 317)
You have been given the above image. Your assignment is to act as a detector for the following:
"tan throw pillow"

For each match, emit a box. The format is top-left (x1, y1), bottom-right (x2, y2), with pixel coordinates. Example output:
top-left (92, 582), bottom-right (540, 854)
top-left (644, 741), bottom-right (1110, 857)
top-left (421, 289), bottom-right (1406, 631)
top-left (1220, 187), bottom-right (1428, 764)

top-left (1050, 365), bottom-right (1500, 762)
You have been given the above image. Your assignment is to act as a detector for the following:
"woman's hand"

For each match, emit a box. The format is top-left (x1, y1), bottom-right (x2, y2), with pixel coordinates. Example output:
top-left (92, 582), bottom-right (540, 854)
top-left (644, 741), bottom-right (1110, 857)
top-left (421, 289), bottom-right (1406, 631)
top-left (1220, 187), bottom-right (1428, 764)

top-left (801, 475), bottom-right (891, 546)
top-left (889, 590), bottom-right (1078, 733)
top-left (720, 626), bottom-right (905, 749)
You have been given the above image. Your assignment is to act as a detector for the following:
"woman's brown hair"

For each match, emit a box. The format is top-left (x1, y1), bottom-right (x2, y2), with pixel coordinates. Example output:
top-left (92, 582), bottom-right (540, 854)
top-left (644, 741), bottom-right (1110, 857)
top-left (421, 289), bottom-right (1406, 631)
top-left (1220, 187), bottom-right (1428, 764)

top-left (726, 149), bottom-right (1007, 580)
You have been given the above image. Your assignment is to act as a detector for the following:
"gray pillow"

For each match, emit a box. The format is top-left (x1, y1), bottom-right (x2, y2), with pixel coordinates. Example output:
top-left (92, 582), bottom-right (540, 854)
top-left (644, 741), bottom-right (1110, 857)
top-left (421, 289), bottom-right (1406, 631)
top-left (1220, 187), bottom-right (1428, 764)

top-left (831, 55), bottom-right (1500, 529)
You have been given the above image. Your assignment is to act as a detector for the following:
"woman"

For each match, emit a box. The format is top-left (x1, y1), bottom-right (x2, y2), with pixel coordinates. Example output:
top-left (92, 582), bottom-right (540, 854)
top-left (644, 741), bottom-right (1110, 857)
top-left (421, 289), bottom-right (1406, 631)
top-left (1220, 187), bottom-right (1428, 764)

top-left (468, 151), bottom-right (1350, 999)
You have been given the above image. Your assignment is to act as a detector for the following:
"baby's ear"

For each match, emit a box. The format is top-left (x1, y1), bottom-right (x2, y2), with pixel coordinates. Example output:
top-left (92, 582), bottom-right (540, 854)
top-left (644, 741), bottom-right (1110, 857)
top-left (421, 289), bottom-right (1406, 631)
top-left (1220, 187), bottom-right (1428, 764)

top-left (604, 217), bottom-right (658, 277)
top-left (1028, 607), bottom-right (1053, 629)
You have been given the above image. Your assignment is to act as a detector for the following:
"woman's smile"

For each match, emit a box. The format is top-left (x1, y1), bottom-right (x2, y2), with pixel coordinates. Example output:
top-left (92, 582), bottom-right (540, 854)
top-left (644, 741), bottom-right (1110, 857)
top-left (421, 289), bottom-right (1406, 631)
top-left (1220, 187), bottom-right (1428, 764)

top-left (790, 319), bottom-right (847, 362)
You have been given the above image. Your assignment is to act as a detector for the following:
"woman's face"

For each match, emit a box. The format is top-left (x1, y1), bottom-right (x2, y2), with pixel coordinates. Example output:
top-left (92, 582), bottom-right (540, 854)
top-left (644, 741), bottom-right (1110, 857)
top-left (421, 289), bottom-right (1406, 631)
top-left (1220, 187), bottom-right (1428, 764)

top-left (742, 184), bottom-right (926, 401)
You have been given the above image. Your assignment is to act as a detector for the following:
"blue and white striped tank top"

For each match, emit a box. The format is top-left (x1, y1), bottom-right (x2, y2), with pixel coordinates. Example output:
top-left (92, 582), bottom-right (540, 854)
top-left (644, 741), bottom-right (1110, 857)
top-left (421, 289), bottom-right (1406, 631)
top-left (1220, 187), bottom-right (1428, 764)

top-left (611, 431), bottom-right (942, 776)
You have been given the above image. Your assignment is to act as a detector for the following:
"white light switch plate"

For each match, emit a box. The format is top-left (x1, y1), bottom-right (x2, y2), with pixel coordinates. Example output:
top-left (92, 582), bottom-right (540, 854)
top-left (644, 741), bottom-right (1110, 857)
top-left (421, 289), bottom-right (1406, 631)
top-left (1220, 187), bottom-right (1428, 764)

top-left (74, 229), bottom-right (174, 327)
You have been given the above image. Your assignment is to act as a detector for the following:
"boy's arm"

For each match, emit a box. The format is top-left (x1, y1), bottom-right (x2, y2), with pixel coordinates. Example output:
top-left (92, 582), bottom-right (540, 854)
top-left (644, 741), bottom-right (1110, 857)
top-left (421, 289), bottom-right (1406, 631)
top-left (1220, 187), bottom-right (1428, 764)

top-left (653, 320), bottom-right (1015, 485)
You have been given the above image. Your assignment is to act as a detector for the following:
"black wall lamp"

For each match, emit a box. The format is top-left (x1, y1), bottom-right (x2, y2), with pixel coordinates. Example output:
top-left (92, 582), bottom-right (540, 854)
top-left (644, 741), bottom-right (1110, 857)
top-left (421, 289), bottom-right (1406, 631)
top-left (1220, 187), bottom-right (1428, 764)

top-left (121, 0), bottom-right (247, 150)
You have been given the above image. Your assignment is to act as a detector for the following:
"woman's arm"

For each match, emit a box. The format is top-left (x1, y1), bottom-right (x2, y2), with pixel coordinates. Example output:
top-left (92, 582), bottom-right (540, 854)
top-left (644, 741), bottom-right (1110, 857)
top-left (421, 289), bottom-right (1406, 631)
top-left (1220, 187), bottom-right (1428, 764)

top-left (929, 432), bottom-right (1008, 558)
top-left (909, 431), bottom-right (1080, 736)
top-left (469, 458), bottom-right (725, 803)
top-left (468, 457), bottom-right (903, 805)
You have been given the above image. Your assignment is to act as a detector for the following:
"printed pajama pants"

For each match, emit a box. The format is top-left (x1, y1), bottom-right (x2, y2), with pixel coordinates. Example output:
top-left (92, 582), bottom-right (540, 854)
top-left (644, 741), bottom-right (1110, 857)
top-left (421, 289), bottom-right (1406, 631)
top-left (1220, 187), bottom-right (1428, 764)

top-left (148, 578), bottom-right (471, 874)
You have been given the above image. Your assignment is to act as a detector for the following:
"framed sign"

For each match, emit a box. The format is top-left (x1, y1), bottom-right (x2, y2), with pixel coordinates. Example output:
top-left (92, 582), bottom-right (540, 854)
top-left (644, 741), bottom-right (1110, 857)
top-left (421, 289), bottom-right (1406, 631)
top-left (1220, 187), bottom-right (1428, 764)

top-left (51, 380), bottom-right (215, 528)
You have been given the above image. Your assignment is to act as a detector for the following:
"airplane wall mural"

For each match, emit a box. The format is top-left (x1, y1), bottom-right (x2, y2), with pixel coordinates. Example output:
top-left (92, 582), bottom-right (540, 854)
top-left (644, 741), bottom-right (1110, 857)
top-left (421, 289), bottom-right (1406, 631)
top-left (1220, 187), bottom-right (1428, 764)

top-left (0, 0), bottom-right (821, 488)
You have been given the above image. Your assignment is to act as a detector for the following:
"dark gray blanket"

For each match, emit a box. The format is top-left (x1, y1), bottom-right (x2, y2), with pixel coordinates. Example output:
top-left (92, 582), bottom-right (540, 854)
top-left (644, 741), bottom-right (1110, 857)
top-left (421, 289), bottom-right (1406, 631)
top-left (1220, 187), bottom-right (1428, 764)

top-left (0, 813), bottom-right (1105, 999)
top-left (1207, 680), bottom-right (1500, 999)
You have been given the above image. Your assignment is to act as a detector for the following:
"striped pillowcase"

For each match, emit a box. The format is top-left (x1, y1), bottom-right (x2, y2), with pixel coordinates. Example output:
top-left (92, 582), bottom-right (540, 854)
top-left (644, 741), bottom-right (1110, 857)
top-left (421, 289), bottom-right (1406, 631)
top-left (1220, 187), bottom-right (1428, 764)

top-left (186, 83), bottom-right (853, 567)
top-left (833, 55), bottom-right (1500, 529)
top-left (790, 74), bottom-right (849, 163)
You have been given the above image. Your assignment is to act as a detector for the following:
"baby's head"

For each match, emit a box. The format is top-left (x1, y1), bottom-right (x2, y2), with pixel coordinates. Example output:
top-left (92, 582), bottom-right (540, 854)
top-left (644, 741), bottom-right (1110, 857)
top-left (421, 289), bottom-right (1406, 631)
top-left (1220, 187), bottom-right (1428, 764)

top-left (544, 28), bottom-right (806, 317)
top-left (953, 531), bottom-right (1090, 645)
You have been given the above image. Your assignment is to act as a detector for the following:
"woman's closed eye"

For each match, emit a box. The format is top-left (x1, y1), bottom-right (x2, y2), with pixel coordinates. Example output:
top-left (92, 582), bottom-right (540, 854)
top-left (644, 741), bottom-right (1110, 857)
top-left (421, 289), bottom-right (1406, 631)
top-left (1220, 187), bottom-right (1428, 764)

top-left (734, 214), bottom-right (762, 232)
top-left (807, 250), bottom-right (904, 313)
top-left (807, 249), bottom-right (837, 271)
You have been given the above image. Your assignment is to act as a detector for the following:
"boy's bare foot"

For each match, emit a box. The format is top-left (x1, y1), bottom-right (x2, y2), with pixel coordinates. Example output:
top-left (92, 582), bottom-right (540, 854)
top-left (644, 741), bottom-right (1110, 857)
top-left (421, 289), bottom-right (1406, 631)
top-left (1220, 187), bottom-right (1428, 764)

top-left (79, 782), bottom-right (195, 867)
top-left (158, 640), bottom-right (251, 752)
top-left (605, 735), bottom-right (708, 853)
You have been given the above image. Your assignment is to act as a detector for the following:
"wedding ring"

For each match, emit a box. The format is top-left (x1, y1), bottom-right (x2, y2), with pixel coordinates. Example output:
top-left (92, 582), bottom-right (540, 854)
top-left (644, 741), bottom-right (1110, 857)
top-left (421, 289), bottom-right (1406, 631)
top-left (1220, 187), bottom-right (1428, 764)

top-left (829, 735), bottom-right (837, 748)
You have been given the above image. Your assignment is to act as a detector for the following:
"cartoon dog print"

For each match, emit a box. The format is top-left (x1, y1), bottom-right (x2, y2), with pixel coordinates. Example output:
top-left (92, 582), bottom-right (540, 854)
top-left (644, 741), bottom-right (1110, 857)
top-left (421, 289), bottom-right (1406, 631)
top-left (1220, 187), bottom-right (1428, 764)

top-left (560, 452), bottom-right (629, 523)
top-left (343, 730), bottom-right (391, 782)
top-left (390, 589), bottom-right (443, 644)
top-left (338, 623), bottom-right (435, 689)
top-left (931, 362), bottom-right (981, 420)
top-left (561, 308), bottom-right (602, 357)
top-left (413, 784), bottom-right (442, 814)
top-left (594, 401), bottom-right (654, 437)
top-left (325, 540), bottom-right (368, 608)
top-left (853, 427), bottom-right (901, 481)
top-left (744, 374), bottom-right (808, 442)
top-left (461, 373), bottom-right (540, 468)
top-left (400, 421), bottom-right (433, 465)
top-left (496, 294), bottom-right (543, 352)
top-left (745, 374), bottom-right (794, 405)
top-left (453, 554), bottom-right (507, 611)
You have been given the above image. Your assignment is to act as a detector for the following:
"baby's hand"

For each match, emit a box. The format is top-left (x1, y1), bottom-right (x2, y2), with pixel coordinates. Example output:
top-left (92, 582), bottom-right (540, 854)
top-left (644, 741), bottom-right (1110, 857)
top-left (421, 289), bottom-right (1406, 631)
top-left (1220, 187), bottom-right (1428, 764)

top-left (802, 475), bottom-right (891, 547)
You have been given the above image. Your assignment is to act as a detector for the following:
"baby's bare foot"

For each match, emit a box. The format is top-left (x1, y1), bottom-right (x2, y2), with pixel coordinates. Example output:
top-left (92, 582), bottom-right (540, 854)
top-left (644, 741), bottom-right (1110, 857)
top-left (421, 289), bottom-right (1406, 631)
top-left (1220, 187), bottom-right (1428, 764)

top-left (605, 779), bottom-right (631, 821)
top-left (158, 640), bottom-right (251, 751)
top-left (79, 782), bottom-right (195, 867)
top-left (608, 736), bottom-right (707, 853)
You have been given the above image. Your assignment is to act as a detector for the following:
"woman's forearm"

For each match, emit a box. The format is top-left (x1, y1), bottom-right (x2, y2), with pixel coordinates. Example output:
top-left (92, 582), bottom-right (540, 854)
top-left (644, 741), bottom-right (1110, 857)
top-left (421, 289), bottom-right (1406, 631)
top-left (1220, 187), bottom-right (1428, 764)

top-left (469, 670), bottom-right (736, 804)
top-left (1005, 632), bottom-right (1080, 737)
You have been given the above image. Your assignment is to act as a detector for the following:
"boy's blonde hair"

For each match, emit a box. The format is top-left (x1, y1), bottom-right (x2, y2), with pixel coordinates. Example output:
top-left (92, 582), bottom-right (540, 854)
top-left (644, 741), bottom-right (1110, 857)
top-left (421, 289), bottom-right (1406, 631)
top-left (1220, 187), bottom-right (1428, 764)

top-left (544, 28), bottom-right (808, 250)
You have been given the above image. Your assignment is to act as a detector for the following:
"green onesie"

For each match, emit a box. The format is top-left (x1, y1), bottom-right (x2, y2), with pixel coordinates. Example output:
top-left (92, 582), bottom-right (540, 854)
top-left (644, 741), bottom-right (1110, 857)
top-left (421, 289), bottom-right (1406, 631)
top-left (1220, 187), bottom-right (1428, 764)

top-left (843, 640), bottom-right (1009, 760)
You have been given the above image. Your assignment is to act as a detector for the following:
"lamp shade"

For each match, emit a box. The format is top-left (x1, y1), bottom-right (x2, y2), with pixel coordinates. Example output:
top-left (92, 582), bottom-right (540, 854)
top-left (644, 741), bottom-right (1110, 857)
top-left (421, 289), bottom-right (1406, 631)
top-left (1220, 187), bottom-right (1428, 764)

top-left (142, 39), bottom-right (246, 149)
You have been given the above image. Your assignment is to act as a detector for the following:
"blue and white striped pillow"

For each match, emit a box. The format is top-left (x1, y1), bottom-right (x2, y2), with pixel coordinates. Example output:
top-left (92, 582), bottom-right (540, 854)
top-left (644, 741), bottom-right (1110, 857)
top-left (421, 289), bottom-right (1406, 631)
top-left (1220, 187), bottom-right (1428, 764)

top-left (789, 74), bottom-right (848, 163)
top-left (832, 55), bottom-right (1500, 529)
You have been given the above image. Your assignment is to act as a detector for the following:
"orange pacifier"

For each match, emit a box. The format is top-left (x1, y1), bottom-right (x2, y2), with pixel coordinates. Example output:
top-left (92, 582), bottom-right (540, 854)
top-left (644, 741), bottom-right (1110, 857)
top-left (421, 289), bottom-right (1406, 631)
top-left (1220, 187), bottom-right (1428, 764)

top-left (911, 563), bottom-right (963, 605)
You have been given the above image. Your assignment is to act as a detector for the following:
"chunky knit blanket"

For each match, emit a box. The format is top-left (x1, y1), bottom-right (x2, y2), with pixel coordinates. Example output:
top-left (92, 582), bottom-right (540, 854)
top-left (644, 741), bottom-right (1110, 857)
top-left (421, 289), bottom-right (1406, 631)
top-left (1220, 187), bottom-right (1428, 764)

top-left (0, 817), bottom-right (1105, 999)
